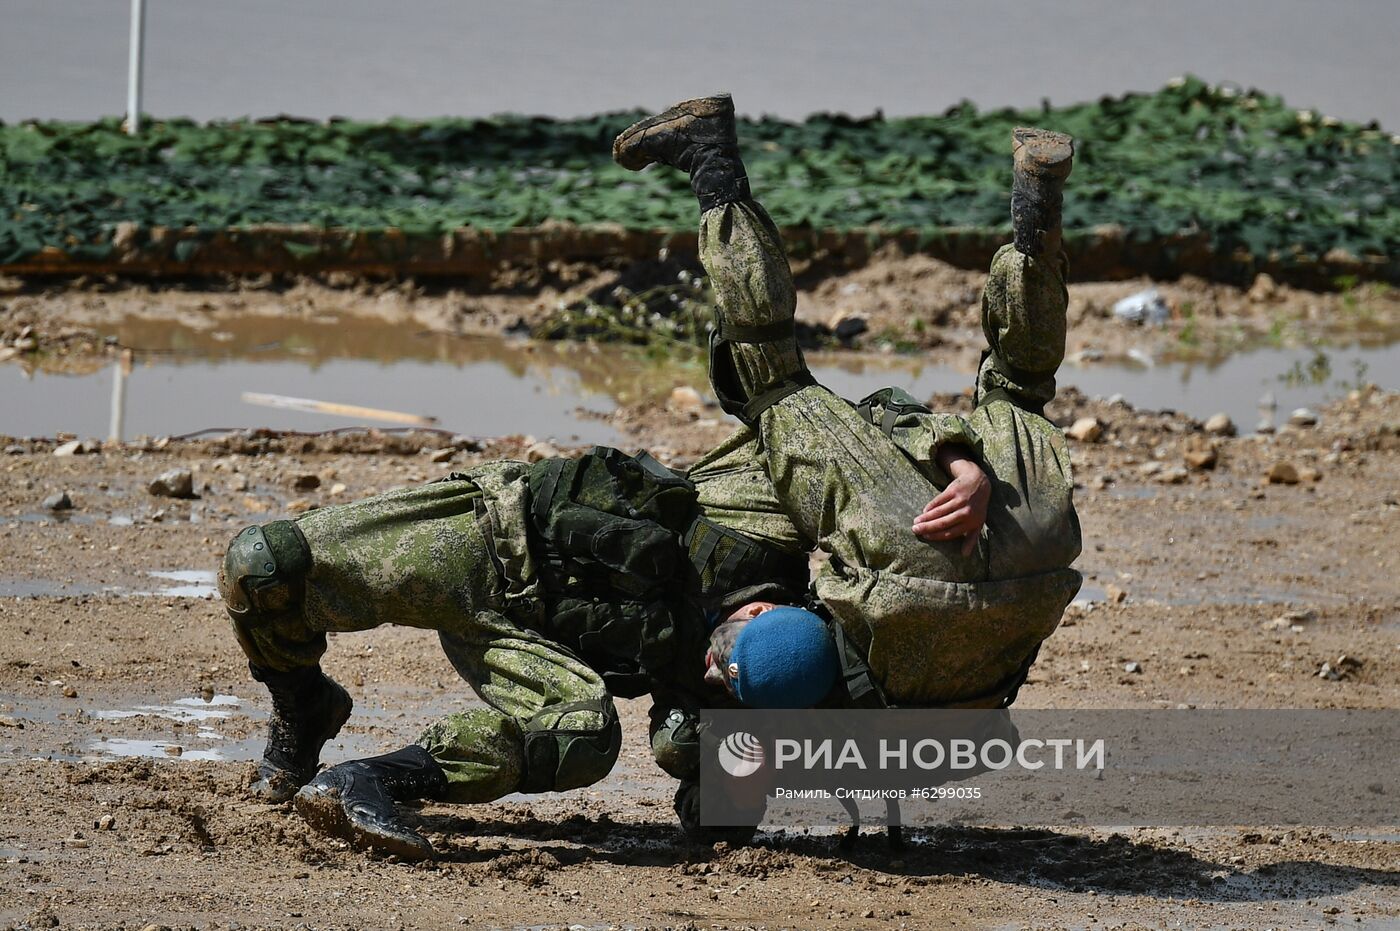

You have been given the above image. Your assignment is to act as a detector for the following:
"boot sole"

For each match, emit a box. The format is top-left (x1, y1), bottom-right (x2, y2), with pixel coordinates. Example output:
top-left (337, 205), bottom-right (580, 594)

top-left (1013, 127), bottom-right (1074, 175)
top-left (612, 94), bottom-right (734, 170)
top-left (294, 782), bottom-right (436, 861)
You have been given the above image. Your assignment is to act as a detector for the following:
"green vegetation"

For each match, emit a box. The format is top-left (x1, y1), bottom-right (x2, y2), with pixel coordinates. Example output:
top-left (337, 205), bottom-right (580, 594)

top-left (2, 77), bottom-right (1396, 268)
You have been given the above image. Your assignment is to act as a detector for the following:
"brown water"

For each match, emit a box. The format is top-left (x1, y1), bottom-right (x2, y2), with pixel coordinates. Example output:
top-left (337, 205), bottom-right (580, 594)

top-left (2, 314), bottom-right (1397, 442)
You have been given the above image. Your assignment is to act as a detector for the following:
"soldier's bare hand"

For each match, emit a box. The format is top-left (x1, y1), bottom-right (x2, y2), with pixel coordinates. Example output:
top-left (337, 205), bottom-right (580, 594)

top-left (913, 454), bottom-right (990, 555)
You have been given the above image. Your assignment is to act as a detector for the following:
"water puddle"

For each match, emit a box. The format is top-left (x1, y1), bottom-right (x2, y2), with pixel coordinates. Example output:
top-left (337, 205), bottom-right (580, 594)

top-left (0, 569), bottom-right (219, 599)
top-left (134, 569), bottom-right (219, 598)
top-left (2, 314), bottom-right (1397, 441)
top-left (92, 694), bottom-right (241, 724)
top-left (87, 737), bottom-right (232, 762)
top-left (1072, 584), bottom-right (1107, 606)
top-left (0, 579), bottom-right (114, 598)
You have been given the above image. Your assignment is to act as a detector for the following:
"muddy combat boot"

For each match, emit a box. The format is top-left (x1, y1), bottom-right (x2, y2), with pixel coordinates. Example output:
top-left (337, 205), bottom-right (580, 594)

top-left (294, 744), bottom-right (449, 861)
top-left (1011, 127), bottom-right (1074, 257)
top-left (249, 664), bottom-right (353, 803)
top-left (613, 94), bottom-right (751, 210)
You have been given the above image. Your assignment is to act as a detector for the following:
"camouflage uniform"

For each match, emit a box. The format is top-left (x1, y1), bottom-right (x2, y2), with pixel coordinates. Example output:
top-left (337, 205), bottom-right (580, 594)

top-left (226, 463), bottom-right (616, 801)
top-left (697, 199), bottom-right (1083, 707)
top-left (225, 442), bottom-right (810, 801)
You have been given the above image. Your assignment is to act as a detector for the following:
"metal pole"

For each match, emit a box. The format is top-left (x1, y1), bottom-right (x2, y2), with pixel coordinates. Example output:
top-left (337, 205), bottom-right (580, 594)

top-left (109, 350), bottom-right (132, 442)
top-left (126, 0), bottom-right (146, 134)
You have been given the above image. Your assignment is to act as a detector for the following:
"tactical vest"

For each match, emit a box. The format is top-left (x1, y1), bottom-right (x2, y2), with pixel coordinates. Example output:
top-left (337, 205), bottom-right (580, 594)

top-left (525, 447), bottom-right (806, 699)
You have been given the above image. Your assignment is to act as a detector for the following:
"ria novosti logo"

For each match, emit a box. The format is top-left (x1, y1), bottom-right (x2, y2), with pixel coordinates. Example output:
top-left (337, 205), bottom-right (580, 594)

top-left (716, 731), bottom-right (765, 777)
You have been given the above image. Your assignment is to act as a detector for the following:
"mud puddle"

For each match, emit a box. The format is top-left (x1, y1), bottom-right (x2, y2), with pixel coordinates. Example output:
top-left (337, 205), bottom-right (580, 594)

top-left (810, 338), bottom-right (1400, 433)
top-left (0, 569), bottom-right (218, 599)
top-left (1, 686), bottom-right (673, 802)
top-left (3, 314), bottom-right (1398, 441)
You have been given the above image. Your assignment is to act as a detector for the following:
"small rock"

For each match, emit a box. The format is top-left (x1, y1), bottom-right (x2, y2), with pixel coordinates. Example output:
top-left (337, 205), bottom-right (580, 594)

top-left (1183, 445), bottom-right (1218, 471)
top-left (1255, 419), bottom-right (1276, 435)
top-left (1318, 662), bottom-right (1341, 681)
top-left (1104, 584), bottom-right (1127, 605)
top-left (1267, 609), bottom-right (1316, 631)
top-left (97, 814), bottom-right (116, 831)
top-left (0, 715), bottom-right (23, 728)
top-left (199, 684), bottom-right (215, 702)
top-left (149, 468), bottom-right (196, 499)
top-left (429, 447), bottom-right (456, 464)
top-left (13, 336), bottom-right (37, 352)
top-left (1297, 466), bottom-right (1322, 483)
top-left (164, 745), bottom-right (183, 757)
top-left (43, 491), bottom-right (74, 511)
top-left (1247, 273), bottom-right (1278, 303)
top-left (1137, 461), bottom-right (1164, 477)
top-left (1123, 661), bottom-right (1142, 674)
top-left (285, 499), bottom-right (314, 514)
top-left (526, 441), bottom-right (560, 462)
top-left (1067, 417), bottom-right (1103, 443)
top-left (1204, 413), bottom-right (1236, 436)
top-left (1155, 466), bottom-right (1190, 485)
top-left (5, 444), bottom-right (26, 455)
top-left (62, 685), bottom-right (78, 698)
top-left (329, 482), bottom-right (348, 495)
top-left (1288, 408), bottom-right (1319, 428)
top-left (831, 314), bottom-right (869, 346)
top-left (667, 385), bottom-right (706, 414)
top-left (291, 473), bottom-right (321, 491)
top-left (1266, 461), bottom-right (1300, 485)
top-left (53, 439), bottom-right (84, 457)
top-left (228, 473), bottom-right (250, 492)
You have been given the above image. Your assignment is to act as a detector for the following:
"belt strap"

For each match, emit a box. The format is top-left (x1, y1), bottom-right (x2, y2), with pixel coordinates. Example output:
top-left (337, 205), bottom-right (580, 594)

top-left (739, 371), bottom-right (816, 423)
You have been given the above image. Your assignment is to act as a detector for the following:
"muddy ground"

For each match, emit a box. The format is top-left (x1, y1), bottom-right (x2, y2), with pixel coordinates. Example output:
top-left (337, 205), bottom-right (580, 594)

top-left (1, 259), bottom-right (1398, 930)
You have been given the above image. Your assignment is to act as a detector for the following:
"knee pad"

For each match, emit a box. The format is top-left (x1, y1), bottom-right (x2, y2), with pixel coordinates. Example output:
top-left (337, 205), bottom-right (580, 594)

top-left (219, 521), bottom-right (312, 620)
top-left (519, 698), bottom-right (621, 793)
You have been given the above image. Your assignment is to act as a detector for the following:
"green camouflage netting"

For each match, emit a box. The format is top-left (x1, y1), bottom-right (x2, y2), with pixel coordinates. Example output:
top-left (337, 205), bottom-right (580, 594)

top-left (1, 77), bottom-right (1395, 267)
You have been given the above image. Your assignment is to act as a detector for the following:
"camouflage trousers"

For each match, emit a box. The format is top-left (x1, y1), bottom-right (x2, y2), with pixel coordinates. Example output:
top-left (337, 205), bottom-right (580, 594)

top-left (222, 466), bottom-right (620, 802)
top-left (698, 200), bottom-right (1082, 705)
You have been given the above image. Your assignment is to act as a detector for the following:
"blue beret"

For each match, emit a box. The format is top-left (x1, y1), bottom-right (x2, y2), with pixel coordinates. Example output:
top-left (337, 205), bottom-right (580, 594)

top-left (729, 606), bottom-right (840, 708)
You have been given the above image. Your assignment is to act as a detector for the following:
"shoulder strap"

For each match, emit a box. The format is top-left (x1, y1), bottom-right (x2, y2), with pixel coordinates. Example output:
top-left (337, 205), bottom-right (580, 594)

top-left (828, 620), bottom-right (890, 709)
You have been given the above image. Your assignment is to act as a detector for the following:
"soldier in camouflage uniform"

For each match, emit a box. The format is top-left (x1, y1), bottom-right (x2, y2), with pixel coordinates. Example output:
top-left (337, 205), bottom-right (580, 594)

top-left (612, 94), bottom-right (1082, 709)
top-left (220, 439), bottom-right (824, 858)
top-left (221, 94), bottom-right (1080, 860)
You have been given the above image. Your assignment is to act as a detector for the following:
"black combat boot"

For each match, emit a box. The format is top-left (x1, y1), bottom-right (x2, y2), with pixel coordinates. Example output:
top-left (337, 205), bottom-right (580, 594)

top-left (1010, 127), bottom-right (1074, 257)
top-left (613, 94), bottom-right (751, 211)
top-left (294, 744), bottom-right (449, 861)
top-left (249, 663), bottom-right (353, 803)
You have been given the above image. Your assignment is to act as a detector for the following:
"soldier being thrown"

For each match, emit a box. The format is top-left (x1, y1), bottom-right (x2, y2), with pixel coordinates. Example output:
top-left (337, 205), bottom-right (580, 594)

top-left (612, 94), bottom-right (1082, 708)
top-left (218, 94), bottom-right (1081, 860)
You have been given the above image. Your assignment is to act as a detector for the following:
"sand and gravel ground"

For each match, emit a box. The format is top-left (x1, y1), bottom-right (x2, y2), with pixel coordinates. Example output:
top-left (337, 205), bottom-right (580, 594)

top-left (1, 259), bottom-right (1397, 930)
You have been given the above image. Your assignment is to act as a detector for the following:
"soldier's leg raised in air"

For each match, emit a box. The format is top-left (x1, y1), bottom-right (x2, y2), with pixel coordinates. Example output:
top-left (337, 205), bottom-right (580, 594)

top-left (613, 95), bottom-right (979, 583)
top-left (218, 478), bottom-right (500, 802)
top-left (295, 609), bottom-right (621, 860)
top-left (970, 128), bottom-right (1082, 578)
